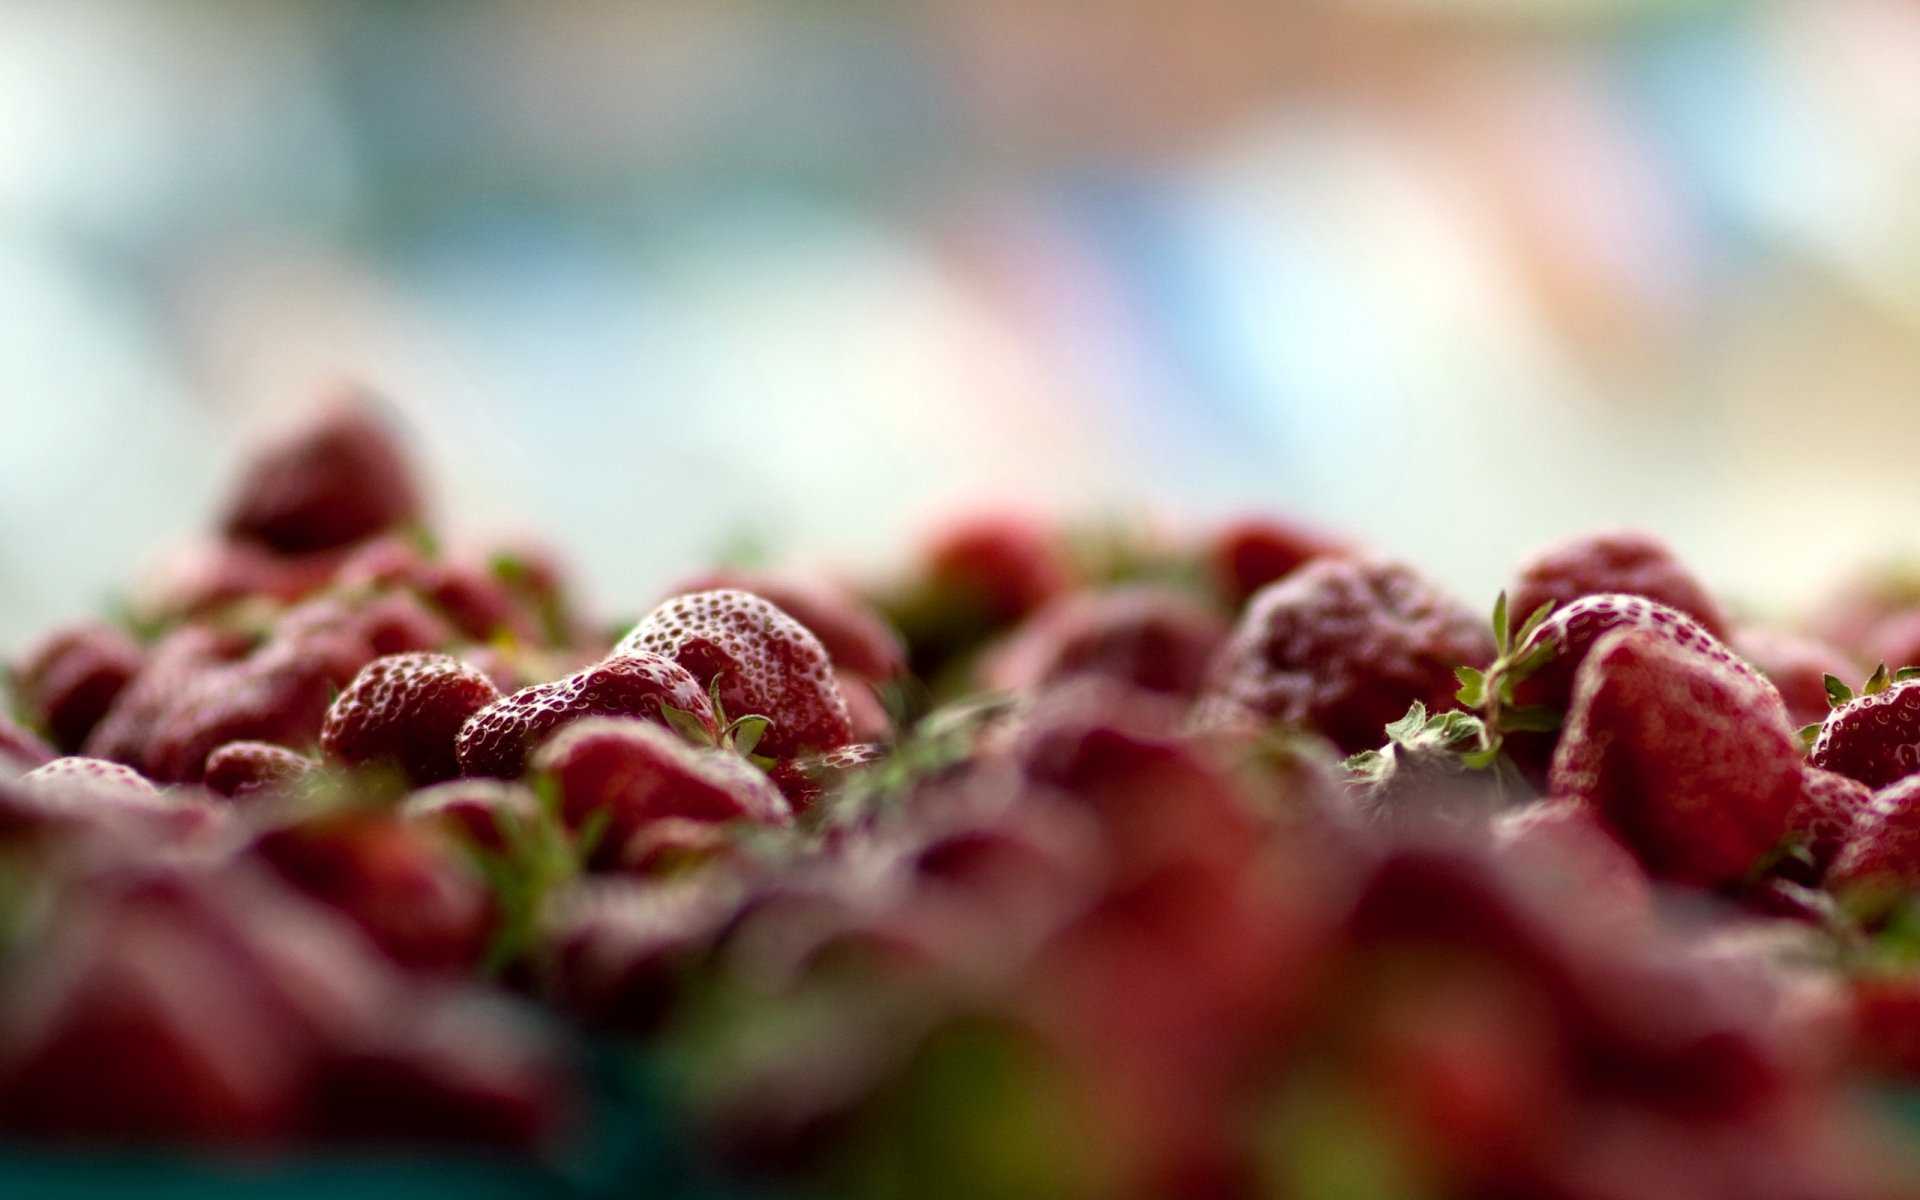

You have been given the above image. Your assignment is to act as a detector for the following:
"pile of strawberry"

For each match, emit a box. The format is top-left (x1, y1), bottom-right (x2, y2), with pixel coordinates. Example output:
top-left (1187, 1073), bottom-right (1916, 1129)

top-left (9, 397), bottom-right (1920, 1198)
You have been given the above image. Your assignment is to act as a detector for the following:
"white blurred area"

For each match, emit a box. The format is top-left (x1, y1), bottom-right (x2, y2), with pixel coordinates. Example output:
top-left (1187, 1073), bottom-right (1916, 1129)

top-left (5, 0), bottom-right (1920, 647)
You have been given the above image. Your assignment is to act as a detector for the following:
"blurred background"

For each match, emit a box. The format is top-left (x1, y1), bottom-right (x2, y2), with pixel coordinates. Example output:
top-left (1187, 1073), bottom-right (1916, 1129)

top-left (4, 0), bottom-right (1920, 647)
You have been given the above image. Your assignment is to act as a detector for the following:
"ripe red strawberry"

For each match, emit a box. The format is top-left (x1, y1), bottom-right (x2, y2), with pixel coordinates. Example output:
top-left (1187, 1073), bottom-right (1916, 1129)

top-left (254, 814), bottom-right (494, 974)
top-left (416, 557), bottom-right (540, 646)
top-left (534, 877), bottom-right (742, 1032)
top-left (1827, 774), bottom-right (1920, 900)
top-left (666, 568), bottom-right (906, 684)
top-left (765, 742), bottom-right (887, 814)
top-left (1734, 627), bottom-right (1861, 731)
top-left (221, 392), bottom-right (423, 554)
top-left (1507, 529), bottom-right (1726, 640)
top-left (616, 590), bottom-right (852, 760)
top-left (1547, 627), bottom-right (1801, 889)
top-left (456, 653), bottom-right (714, 780)
top-left (132, 538), bottom-right (344, 621)
top-left (11, 621), bottom-right (145, 753)
top-left (84, 625), bottom-right (256, 770)
top-left (534, 718), bottom-right (789, 863)
top-left (1200, 558), bottom-right (1496, 756)
top-left (979, 586), bottom-right (1229, 699)
top-left (143, 625), bottom-right (370, 783)
top-left (203, 741), bottom-right (315, 802)
top-left (1491, 593), bottom-right (1761, 726)
top-left (1779, 767), bottom-right (1873, 886)
top-left (1204, 515), bottom-right (1352, 610)
top-left (1809, 673), bottom-right (1920, 791)
top-left (320, 653), bottom-right (501, 786)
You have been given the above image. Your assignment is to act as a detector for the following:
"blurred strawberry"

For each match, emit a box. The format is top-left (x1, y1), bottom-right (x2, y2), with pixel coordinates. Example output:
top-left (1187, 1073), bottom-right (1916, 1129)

top-left (1507, 529), bottom-right (1726, 639)
top-left (1778, 768), bottom-right (1873, 886)
top-left (534, 717), bottom-right (789, 865)
top-left (11, 621), bottom-right (145, 753)
top-left (0, 714), bottom-right (54, 772)
top-left (320, 652), bottom-right (501, 786)
top-left (400, 778), bottom-right (541, 851)
top-left (1548, 627), bottom-right (1800, 889)
top-left (979, 585), bottom-right (1228, 700)
top-left (203, 740), bottom-right (315, 802)
top-left (131, 538), bottom-right (345, 621)
top-left (83, 625), bottom-right (253, 769)
top-left (535, 876), bottom-right (743, 1031)
top-left (221, 392), bottom-right (423, 554)
top-left (254, 813), bottom-right (493, 975)
top-left (1734, 627), bottom-right (1861, 731)
top-left (20, 756), bottom-right (159, 802)
top-left (1201, 558), bottom-right (1495, 756)
top-left (617, 590), bottom-right (852, 760)
top-left (1204, 513), bottom-right (1353, 611)
top-left (312, 993), bottom-right (574, 1148)
top-left (920, 512), bottom-right (1076, 628)
top-left (456, 653), bottom-right (714, 780)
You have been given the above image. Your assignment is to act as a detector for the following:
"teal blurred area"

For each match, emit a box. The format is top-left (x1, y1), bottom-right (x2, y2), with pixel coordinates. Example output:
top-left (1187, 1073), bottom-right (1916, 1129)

top-left (6, 0), bottom-right (1920, 642)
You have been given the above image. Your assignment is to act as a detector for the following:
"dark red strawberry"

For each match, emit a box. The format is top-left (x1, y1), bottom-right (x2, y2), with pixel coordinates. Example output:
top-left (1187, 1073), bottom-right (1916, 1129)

top-left (416, 557), bottom-right (539, 646)
top-left (320, 653), bottom-right (501, 786)
top-left (535, 876), bottom-right (743, 1032)
top-left (222, 392), bottom-right (423, 554)
top-left (1827, 774), bottom-right (1920, 900)
top-left (400, 779), bottom-right (540, 851)
top-left (616, 590), bottom-right (852, 760)
top-left (666, 568), bottom-right (906, 684)
top-left (11, 621), bottom-right (145, 753)
top-left (1204, 514), bottom-right (1352, 610)
top-left (132, 538), bottom-right (345, 621)
top-left (0, 714), bottom-right (54, 772)
top-left (254, 813), bottom-right (493, 974)
top-left (203, 741), bottom-right (315, 802)
top-left (979, 585), bottom-right (1228, 699)
top-left (455, 653), bottom-right (714, 780)
top-left (312, 992), bottom-right (573, 1148)
top-left (83, 625), bottom-right (255, 770)
top-left (354, 589), bottom-right (460, 657)
top-left (1779, 767), bottom-right (1873, 886)
top-left (1734, 627), bottom-right (1861, 731)
top-left (1200, 558), bottom-right (1496, 756)
top-left (534, 718), bottom-right (788, 863)
top-left (1507, 529), bottom-right (1726, 640)
top-left (1548, 627), bottom-right (1801, 889)
top-left (143, 625), bottom-right (370, 783)
top-left (1810, 673), bottom-right (1920, 791)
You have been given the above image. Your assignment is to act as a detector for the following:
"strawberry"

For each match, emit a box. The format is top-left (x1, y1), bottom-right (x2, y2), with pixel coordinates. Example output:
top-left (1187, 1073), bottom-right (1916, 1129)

top-left (19, 756), bottom-right (159, 802)
top-left (1733, 627), bottom-right (1861, 731)
top-left (666, 567), bottom-right (906, 683)
top-left (1778, 767), bottom-right (1873, 886)
top-left (616, 590), bottom-right (852, 761)
top-left (1826, 774), bottom-right (1920, 900)
top-left (203, 741), bottom-right (315, 802)
top-left (131, 538), bottom-right (344, 622)
top-left (320, 652), bottom-right (501, 786)
top-left (765, 742), bottom-right (888, 814)
top-left (254, 813), bottom-right (494, 974)
top-left (533, 717), bottom-right (789, 863)
top-left (1204, 514), bottom-right (1352, 611)
top-left (11, 621), bottom-right (145, 753)
top-left (978, 585), bottom-right (1229, 699)
top-left (142, 624), bottom-right (369, 783)
top-left (920, 512), bottom-right (1076, 627)
top-left (535, 876), bottom-right (743, 1031)
top-left (1547, 627), bottom-right (1800, 889)
top-left (1507, 529), bottom-right (1726, 640)
top-left (1809, 670), bottom-right (1920, 791)
top-left (221, 392), bottom-right (423, 554)
top-left (456, 653), bottom-right (714, 780)
top-left (400, 779), bottom-right (540, 851)
top-left (1200, 558), bottom-right (1496, 756)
